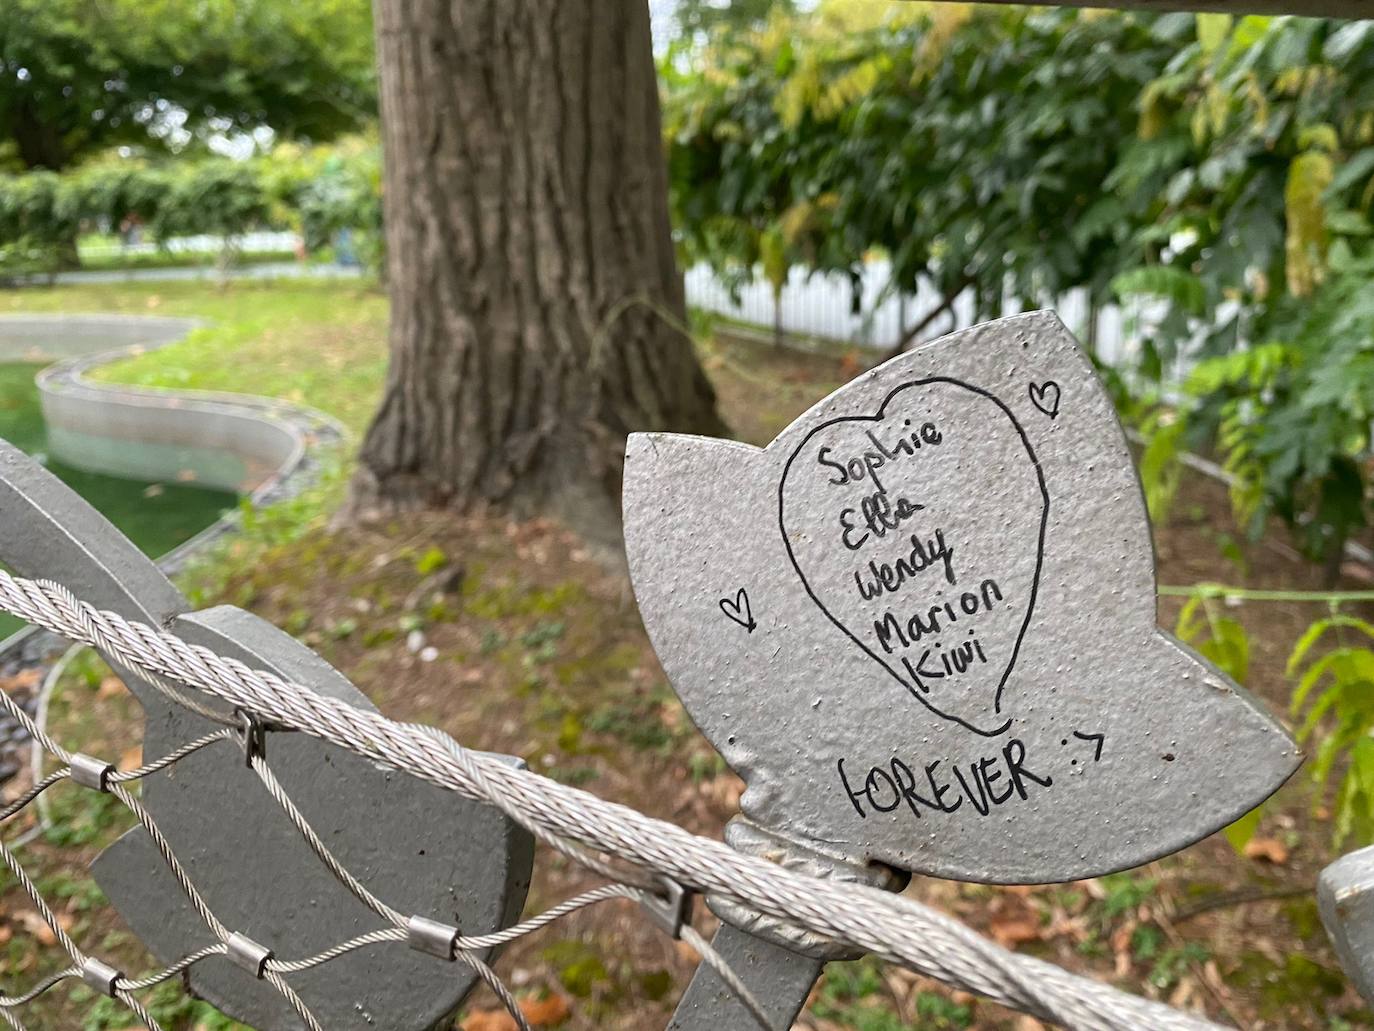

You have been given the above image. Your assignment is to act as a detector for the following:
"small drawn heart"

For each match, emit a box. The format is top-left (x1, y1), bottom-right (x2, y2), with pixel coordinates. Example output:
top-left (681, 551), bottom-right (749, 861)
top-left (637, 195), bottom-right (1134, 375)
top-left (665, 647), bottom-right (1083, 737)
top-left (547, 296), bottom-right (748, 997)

top-left (1028, 381), bottom-right (1061, 420)
top-left (719, 587), bottom-right (756, 633)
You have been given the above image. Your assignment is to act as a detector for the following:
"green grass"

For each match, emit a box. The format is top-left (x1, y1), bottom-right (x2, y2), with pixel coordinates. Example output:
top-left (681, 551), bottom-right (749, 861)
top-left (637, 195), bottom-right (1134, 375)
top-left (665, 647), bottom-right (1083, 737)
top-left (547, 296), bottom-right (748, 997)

top-left (0, 278), bottom-right (387, 617)
top-left (3, 279), bottom-right (389, 434)
top-left (0, 279), bottom-right (379, 1029)
top-left (74, 232), bottom-right (300, 272)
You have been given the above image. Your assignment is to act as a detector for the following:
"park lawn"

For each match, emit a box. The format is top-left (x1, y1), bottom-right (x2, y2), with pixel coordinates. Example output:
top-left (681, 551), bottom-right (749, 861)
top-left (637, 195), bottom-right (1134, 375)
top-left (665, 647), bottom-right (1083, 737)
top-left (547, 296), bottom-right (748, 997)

top-left (2, 279), bottom-right (390, 435)
top-left (0, 277), bottom-right (1365, 1029)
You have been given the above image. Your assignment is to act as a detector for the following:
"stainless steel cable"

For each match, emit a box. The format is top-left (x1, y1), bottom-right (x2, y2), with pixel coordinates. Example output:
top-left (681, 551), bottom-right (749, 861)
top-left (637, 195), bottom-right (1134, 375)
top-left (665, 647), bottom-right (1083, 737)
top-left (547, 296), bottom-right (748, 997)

top-left (452, 883), bottom-right (640, 950)
top-left (681, 923), bottom-right (774, 1031)
top-left (247, 750), bottom-right (406, 927)
top-left (458, 949), bottom-right (532, 1031)
top-left (0, 969), bottom-right (78, 1008)
top-left (0, 837), bottom-right (84, 963)
top-left (265, 928), bottom-right (407, 974)
top-left (114, 987), bottom-right (165, 1031)
top-left (0, 622), bottom-right (710, 1031)
top-left (114, 944), bottom-right (228, 991)
top-left (0, 769), bottom-right (68, 823)
top-left (0, 568), bottom-right (1230, 1030)
top-left (107, 728), bottom-right (234, 783)
top-left (104, 780), bottom-right (232, 943)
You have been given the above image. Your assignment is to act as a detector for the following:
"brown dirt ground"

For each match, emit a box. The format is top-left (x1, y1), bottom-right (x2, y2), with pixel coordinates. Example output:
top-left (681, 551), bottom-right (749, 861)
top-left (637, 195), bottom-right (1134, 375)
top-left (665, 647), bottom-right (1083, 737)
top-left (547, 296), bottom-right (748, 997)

top-left (6, 335), bottom-right (1371, 1030)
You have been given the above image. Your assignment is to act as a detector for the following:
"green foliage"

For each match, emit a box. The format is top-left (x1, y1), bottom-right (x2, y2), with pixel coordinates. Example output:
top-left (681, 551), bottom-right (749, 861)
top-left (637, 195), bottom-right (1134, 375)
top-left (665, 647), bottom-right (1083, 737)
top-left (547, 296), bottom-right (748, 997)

top-left (79, 980), bottom-right (244, 1030)
top-left (1100, 872), bottom-right (1158, 920)
top-left (814, 956), bottom-right (972, 1030)
top-left (1175, 592), bottom-right (1265, 849)
top-left (415, 546), bottom-right (449, 576)
top-left (665, 3), bottom-right (1177, 337)
top-left (1110, 15), bottom-right (1374, 564)
top-left (1176, 594), bottom-right (1250, 684)
top-left (0, 143), bottom-right (384, 277)
top-left (1288, 613), bottom-right (1374, 846)
top-left (669, 7), bottom-right (1374, 564)
top-left (0, 0), bottom-right (375, 173)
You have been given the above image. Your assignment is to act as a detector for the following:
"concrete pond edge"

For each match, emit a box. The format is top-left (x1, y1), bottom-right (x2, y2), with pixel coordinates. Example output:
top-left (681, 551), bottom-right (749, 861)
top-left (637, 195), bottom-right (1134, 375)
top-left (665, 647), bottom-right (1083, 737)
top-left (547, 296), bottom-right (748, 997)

top-left (0, 313), bottom-right (348, 796)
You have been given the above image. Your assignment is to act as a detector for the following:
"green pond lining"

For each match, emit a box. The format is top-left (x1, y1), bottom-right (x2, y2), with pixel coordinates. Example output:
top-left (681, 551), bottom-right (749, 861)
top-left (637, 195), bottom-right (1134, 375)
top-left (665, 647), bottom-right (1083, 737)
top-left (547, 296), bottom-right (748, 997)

top-left (0, 313), bottom-right (344, 651)
top-left (0, 360), bottom-right (237, 638)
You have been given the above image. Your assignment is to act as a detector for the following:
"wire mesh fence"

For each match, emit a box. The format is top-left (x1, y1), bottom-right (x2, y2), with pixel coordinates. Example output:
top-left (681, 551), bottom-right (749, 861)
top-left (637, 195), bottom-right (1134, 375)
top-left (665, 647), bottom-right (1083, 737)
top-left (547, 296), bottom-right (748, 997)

top-left (0, 580), bottom-right (945, 1026)
top-left (0, 657), bottom-right (766, 1031)
top-left (0, 568), bottom-right (1234, 1030)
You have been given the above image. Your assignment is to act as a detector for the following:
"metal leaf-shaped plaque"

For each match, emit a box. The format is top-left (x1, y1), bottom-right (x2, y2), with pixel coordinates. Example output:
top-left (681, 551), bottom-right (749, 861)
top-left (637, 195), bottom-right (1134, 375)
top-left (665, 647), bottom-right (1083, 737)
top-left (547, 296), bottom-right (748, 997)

top-left (625, 312), bottom-right (1299, 884)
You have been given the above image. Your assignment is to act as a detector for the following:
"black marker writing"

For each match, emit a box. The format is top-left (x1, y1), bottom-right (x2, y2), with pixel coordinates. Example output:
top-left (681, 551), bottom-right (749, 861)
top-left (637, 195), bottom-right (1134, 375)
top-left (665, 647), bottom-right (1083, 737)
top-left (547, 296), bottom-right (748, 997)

top-left (837, 737), bottom-right (1052, 821)
top-left (854, 528), bottom-right (956, 599)
top-left (839, 489), bottom-right (925, 551)
top-left (872, 578), bottom-right (1004, 651)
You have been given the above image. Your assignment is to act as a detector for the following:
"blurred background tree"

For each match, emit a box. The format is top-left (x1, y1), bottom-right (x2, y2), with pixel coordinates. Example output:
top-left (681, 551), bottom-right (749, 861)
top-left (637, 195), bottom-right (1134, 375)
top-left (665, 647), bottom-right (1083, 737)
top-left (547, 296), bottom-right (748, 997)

top-left (352, 0), bottom-right (726, 549)
top-left (674, 0), bottom-right (796, 40)
top-left (0, 0), bottom-right (376, 174)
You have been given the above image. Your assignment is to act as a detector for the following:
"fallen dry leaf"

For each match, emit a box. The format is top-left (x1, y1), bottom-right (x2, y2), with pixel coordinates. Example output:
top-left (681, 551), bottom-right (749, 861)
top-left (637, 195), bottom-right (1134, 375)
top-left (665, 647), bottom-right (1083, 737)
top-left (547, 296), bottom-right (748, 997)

top-left (98, 676), bottom-right (128, 700)
top-left (15, 909), bottom-right (72, 947)
top-left (1111, 919), bottom-right (1138, 977)
top-left (675, 937), bottom-right (701, 964)
top-left (121, 745), bottom-right (144, 770)
top-left (1243, 836), bottom-right (1289, 865)
top-left (520, 993), bottom-right (571, 1026)
top-left (1, 669), bottom-right (42, 693)
top-left (987, 895), bottom-right (1044, 948)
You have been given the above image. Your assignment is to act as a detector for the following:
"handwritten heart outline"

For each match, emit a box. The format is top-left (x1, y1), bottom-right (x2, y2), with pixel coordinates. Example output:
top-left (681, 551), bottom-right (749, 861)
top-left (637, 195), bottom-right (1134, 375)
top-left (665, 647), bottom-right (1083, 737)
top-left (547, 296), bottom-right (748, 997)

top-left (1028, 380), bottom-right (1061, 420)
top-left (777, 376), bottom-right (1050, 738)
top-left (719, 587), bottom-right (756, 633)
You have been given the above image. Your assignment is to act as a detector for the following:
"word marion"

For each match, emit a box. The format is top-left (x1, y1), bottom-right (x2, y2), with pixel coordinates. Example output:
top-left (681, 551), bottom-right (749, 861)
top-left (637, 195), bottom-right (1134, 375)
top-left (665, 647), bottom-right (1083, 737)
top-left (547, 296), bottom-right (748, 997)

top-left (817, 419), bottom-right (1009, 695)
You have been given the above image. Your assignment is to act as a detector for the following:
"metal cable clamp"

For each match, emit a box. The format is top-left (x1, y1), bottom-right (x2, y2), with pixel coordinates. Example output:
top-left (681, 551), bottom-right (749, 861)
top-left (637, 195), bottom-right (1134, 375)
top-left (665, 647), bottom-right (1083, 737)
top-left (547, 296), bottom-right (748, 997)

top-left (226, 932), bottom-right (274, 978)
top-left (641, 879), bottom-right (694, 939)
top-left (407, 915), bottom-right (461, 961)
top-left (80, 956), bottom-right (122, 997)
top-left (236, 708), bottom-right (267, 766)
top-left (69, 753), bottom-right (115, 792)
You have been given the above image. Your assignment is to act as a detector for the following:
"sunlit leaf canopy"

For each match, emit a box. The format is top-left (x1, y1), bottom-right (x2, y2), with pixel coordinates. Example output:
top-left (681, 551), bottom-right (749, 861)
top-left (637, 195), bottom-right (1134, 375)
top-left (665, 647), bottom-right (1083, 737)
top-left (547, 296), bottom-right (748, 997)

top-left (945, 0), bottom-right (1370, 17)
top-left (664, 3), bottom-right (1374, 567)
top-left (0, 0), bottom-right (376, 172)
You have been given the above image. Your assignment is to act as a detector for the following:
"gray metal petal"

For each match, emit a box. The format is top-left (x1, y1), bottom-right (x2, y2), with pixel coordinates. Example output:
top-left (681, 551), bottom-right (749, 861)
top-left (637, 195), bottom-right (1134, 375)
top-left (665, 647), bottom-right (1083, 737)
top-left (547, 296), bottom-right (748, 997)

top-left (0, 440), bottom-right (532, 1029)
top-left (624, 311), bottom-right (1299, 885)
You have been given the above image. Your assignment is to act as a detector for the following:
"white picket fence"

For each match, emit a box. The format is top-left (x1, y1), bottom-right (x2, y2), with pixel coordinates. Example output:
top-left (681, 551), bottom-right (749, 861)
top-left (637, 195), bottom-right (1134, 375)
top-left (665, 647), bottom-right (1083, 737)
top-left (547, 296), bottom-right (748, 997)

top-left (78, 231), bottom-right (300, 261)
top-left (683, 259), bottom-right (1180, 381)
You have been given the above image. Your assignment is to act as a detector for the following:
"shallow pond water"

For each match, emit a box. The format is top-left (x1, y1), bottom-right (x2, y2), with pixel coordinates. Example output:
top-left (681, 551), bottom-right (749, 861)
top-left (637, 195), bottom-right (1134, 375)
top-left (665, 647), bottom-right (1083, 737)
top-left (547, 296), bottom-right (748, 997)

top-left (0, 361), bottom-right (236, 637)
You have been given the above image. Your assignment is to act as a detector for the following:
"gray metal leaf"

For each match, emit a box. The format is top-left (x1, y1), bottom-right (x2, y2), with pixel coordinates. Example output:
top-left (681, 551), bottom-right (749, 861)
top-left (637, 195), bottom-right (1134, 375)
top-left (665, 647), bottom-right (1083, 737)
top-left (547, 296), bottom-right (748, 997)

top-left (624, 311), bottom-right (1299, 884)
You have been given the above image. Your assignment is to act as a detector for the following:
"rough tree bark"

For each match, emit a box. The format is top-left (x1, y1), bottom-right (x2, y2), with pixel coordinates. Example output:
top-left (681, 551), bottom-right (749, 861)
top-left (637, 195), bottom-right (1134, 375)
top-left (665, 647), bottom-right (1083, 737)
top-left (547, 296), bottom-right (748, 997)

top-left (352, 0), bottom-right (727, 548)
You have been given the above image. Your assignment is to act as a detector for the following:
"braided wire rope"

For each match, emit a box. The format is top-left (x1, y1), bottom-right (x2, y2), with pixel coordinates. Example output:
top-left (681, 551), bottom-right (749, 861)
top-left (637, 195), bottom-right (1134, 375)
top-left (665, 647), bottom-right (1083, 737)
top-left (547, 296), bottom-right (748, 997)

top-left (0, 605), bottom-right (709, 1030)
top-left (0, 569), bottom-right (1231, 1030)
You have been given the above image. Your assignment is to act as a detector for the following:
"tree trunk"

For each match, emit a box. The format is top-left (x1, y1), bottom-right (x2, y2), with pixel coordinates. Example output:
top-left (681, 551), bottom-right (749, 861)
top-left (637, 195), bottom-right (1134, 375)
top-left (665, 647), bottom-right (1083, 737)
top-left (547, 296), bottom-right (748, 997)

top-left (12, 103), bottom-right (68, 172)
top-left (13, 105), bottom-right (82, 270)
top-left (352, 0), bottom-right (727, 548)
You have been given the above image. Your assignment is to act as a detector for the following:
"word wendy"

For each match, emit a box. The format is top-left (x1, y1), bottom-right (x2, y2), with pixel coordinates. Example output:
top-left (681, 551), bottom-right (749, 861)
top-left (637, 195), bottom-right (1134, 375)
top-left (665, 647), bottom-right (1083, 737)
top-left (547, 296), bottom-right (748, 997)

top-left (779, 377), bottom-right (1046, 736)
